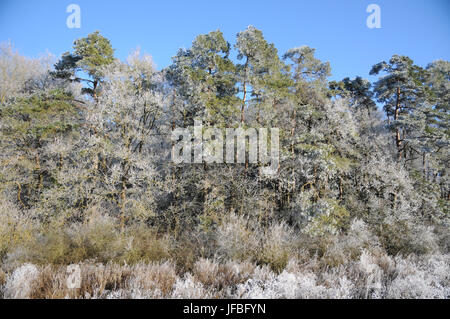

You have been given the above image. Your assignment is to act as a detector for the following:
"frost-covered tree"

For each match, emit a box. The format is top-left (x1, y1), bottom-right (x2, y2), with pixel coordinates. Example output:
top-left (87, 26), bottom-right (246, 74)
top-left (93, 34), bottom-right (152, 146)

top-left (77, 49), bottom-right (166, 227)
top-left (371, 56), bottom-right (449, 225)
top-left (0, 42), bottom-right (54, 103)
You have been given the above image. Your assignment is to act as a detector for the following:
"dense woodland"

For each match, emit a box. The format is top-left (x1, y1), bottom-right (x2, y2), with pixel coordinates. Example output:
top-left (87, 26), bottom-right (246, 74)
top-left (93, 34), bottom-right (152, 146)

top-left (0, 28), bottom-right (448, 298)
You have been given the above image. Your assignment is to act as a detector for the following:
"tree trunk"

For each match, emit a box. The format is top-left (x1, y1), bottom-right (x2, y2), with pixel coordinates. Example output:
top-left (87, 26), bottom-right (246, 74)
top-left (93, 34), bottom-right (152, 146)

top-left (120, 179), bottom-right (126, 231)
top-left (394, 87), bottom-right (402, 160)
top-left (422, 153), bottom-right (426, 180)
top-left (35, 153), bottom-right (42, 190)
top-left (241, 58), bottom-right (248, 124)
top-left (93, 80), bottom-right (98, 101)
top-left (241, 82), bottom-right (246, 124)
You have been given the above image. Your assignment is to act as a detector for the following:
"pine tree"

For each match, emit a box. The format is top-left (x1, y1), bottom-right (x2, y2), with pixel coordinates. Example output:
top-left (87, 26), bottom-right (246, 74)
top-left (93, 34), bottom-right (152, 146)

top-left (53, 31), bottom-right (115, 100)
top-left (329, 76), bottom-right (376, 113)
top-left (370, 55), bottom-right (428, 161)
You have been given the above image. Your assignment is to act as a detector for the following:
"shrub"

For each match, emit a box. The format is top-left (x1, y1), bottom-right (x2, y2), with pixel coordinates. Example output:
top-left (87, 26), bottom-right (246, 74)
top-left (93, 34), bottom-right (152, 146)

top-left (217, 213), bottom-right (299, 271)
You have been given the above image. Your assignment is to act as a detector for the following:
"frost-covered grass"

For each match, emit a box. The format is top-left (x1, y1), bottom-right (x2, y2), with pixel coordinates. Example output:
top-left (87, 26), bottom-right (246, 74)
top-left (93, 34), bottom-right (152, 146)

top-left (1, 253), bottom-right (448, 299)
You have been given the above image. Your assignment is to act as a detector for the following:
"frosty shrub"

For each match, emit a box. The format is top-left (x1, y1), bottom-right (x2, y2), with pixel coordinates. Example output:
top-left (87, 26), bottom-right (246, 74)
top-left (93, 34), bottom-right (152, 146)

top-left (3, 208), bottom-right (173, 267)
top-left (4, 264), bottom-right (40, 299)
top-left (217, 213), bottom-right (299, 271)
top-left (386, 254), bottom-right (450, 298)
top-left (171, 274), bottom-right (210, 299)
top-left (0, 195), bottom-right (34, 264)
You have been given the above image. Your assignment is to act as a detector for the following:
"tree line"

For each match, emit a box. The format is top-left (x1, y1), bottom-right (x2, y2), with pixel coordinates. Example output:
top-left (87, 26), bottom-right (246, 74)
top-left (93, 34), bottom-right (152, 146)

top-left (0, 28), bottom-right (448, 268)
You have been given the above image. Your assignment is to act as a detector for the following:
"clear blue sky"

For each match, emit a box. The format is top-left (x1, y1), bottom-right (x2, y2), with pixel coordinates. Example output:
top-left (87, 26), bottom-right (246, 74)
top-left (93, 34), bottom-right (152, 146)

top-left (0, 0), bottom-right (449, 82)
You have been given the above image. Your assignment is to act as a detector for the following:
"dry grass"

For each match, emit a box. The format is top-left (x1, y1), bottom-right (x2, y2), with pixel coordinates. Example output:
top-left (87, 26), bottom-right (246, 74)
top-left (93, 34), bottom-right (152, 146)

top-left (2, 252), bottom-right (448, 299)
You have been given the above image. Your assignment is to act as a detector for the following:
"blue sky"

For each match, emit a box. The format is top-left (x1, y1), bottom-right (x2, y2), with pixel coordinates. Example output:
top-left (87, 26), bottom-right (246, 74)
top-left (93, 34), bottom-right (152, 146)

top-left (0, 0), bottom-right (449, 82)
